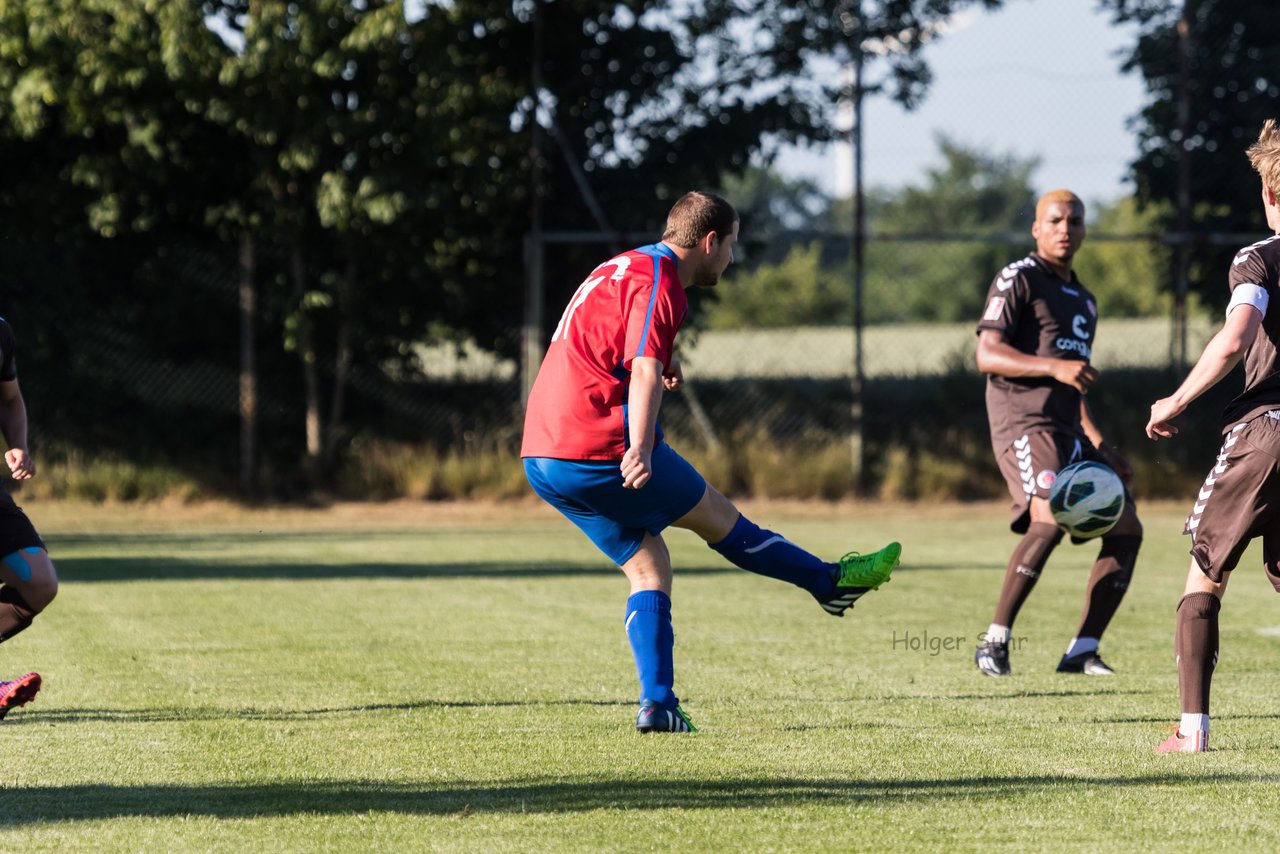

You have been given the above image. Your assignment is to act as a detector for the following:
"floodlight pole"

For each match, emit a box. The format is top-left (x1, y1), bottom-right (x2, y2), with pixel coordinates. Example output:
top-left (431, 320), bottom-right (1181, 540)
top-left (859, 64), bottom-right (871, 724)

top-left (848, 9), bottom-right (867, 491)
top-left (1172, 2), bottom-right (1192, 374)
top-left (522, 0), bottom-right (546, 405)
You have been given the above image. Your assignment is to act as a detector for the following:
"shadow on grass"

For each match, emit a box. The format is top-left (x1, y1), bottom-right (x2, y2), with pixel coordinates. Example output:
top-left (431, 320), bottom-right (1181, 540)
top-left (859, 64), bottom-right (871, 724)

top-left (906, 689), bottom-right (1151, 701)
top-left (53, 557), bottom-right (736, 582)
top-left (5, 698), bottom-right (631, 725)
top-left (1, 773), bottom-right (1272, 825)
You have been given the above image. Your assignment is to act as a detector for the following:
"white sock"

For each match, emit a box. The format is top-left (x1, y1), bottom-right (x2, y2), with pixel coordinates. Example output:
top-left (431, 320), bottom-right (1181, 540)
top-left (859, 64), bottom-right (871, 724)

top-left (1180, 712), bottom-right (1209, 737)
top-left (985, 624), bottom-right (1011, 644)
top-left (1064, 636), bottom-right (1099, 657)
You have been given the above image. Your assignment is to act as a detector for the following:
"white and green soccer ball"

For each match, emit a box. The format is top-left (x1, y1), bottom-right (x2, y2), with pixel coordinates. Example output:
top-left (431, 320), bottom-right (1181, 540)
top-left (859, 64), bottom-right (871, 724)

top-left (1048, 461), bottom-right (1125, 539)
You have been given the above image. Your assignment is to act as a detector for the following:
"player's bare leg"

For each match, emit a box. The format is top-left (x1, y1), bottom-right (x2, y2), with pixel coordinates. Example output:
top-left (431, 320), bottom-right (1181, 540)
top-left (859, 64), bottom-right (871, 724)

top-left (620, 531), bottom-right (673, 596)
top-left (673, 484), bottom-right (899, 617)
top-left (0, 547), bottom-right (56, 720)
top-left (1060, 503), bottom-right (1143, 676)
top-left (1157, 560), bottom-right (1227, 753)
top-left (978, 497), bottom-right (1062, 676)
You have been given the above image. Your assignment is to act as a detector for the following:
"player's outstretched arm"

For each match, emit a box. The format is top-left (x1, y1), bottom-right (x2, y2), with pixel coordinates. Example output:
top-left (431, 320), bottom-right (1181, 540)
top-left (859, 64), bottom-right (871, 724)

top-left (622, 357), bottom-right (665, 489)
top-left (0, 379), bottom-right (33, 480)
top-left (1147, 305), bottom-right (1262, 440)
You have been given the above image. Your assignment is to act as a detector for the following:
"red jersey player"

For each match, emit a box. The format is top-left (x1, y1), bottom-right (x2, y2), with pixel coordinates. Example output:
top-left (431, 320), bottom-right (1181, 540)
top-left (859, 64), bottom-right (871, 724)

top-left (522, 191), bottom-right (901, 733)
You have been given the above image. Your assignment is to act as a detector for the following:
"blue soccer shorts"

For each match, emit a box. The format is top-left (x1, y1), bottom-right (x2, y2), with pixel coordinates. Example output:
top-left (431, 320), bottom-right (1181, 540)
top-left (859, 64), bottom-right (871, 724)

top-left (523, 442), bottom-right (707, 566)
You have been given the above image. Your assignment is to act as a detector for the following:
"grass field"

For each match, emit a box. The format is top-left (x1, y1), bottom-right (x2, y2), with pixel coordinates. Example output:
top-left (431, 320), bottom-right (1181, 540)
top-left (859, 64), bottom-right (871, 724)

top-left (4, 498), bottom-right (1280, 851)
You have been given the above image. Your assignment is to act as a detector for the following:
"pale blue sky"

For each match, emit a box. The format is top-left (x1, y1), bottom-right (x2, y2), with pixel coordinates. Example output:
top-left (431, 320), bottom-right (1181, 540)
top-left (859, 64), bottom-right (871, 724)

top-left (779, 1), bottom-right (1147, 206)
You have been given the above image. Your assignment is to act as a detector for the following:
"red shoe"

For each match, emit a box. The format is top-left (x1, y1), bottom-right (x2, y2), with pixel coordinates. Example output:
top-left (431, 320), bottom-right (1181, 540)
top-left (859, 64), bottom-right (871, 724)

top-left (0, 672), bottom-right (41, 720)
top-left (1155, 726), bottom-right (1207, 753)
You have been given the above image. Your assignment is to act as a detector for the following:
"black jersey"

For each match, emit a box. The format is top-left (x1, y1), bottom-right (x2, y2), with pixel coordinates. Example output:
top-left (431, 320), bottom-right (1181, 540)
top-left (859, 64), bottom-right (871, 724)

top-left (976, 253), bottom-right (1098, 455)
top-left (1222, 234), bottom-right (1280, 429)
top-left (0, 319), bottom-right (16, 382)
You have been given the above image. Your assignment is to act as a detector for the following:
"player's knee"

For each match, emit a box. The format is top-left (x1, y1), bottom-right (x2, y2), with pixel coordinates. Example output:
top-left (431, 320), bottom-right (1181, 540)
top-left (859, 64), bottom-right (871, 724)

top-left (1101, 531), bottom-right (1142, 556)
top-left (26, 571), bottom-right (57, 612)
top-left (10, 551), bottom-right (57, 612)
top-left (1027, 521), bottom-right (1064, 547)
top-left (1100, 532), bottom-right (1142, 588)
top-left (1112, 514), bottom-right (1143, 540)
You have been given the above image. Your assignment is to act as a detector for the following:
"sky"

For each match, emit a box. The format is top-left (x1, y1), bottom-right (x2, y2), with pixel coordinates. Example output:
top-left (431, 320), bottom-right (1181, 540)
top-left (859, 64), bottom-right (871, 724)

top-left (779, 1), bottom-right (1148, 207)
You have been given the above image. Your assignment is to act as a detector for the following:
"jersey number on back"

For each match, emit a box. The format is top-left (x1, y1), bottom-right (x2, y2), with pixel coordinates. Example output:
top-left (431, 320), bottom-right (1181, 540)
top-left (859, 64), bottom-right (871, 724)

top-left (550, 256), bottom-right (633, 342)
top-left (551, 275), bottom-right (605, 342)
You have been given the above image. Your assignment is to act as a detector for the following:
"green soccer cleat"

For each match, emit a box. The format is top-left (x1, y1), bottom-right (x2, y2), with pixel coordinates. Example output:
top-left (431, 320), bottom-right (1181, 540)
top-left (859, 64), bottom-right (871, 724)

top-left (820, 542), bottom-right (901, 617)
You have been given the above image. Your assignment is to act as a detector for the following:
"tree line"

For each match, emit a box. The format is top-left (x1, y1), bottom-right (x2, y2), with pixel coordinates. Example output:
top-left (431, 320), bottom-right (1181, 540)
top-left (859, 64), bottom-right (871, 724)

top-left (0, 0), bottom-right (1268, 496)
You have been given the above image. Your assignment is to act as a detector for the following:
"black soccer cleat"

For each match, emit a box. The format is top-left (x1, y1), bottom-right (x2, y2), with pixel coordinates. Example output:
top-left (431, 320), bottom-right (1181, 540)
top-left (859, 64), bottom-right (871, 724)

top-left (635, 699), bottom-right (697, 733)
top-left (1057, 651), bottom-right (1116, 676)
top-left (0, 672), bottom-right (41, 720)
top-left (975, 640), bottom-right (1011, 677)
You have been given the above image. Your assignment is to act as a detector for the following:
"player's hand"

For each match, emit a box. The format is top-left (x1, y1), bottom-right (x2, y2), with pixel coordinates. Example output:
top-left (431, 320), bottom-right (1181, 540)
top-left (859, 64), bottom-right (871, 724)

top-left (620, 446), bottom-right (653, 489)
top-left (1098, 443), bottom-right (1134, 485)
top-left (5, 448), bottom-right (34, 480)
top-left (663, 360), bottom-right (684, 392)
top-left (1051, 360), bottom-right (1099, 393)
top-left (1146, 396), bottom-right (1184, 440)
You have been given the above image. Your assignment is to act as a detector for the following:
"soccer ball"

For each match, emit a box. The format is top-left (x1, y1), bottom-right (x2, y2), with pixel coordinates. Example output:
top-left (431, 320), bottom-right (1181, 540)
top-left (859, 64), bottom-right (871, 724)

top-left (1048, 461), bottom-right (1125, 539)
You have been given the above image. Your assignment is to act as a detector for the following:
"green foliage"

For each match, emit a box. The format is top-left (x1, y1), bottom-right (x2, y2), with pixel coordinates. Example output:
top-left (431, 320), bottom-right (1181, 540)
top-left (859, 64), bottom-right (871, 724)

top-left (712, 137), bottom-right (1039, 327)
top-left (13, 450), bottom-right (206, 503)
top-left (334, 438), bottom-right (529, 501)
top-left (707, 241), bottom-right (850, 328)
top-left (868, 135), bottom-right (1039, 233)
top-left (1101, 0), bottom-right (1280, 303)
top-left (694, 0), bottom-right (1006, 112)
top-left (1073, 196), bottom-right (1186, 318)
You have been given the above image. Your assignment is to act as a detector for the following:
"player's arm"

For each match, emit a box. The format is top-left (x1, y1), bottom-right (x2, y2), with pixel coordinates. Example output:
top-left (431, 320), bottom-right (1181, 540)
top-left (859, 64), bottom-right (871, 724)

top-left (1080, 397), bottom-right (1133, 483)
top-left (975, 330), bottom-right (1098, 393)
top-left (621, 356), bottom-right (664, 489)
top-left (0, 379), bottom-right (34, 480)
top-left (1147, 304), bottom-right (1263, 440)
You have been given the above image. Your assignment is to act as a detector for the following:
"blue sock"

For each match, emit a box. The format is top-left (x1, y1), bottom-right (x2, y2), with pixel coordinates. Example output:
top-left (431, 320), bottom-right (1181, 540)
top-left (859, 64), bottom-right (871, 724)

top-left (710, 515), bottom-right (836, 599)
top-left (625, 591), bottom-right (676, 709)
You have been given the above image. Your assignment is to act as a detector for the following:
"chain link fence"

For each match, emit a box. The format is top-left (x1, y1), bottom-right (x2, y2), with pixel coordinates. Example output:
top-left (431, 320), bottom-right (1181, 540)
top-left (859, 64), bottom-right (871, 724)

top-left (416, 228), bottom-right (1242, 498)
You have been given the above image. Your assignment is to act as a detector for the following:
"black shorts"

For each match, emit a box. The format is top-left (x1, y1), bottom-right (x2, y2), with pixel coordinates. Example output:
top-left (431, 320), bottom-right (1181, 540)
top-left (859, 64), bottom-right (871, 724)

top-left (995, 430), bottom-right (1131, 535)
top-left (0, 490), bottom-right (44, 557)
top-left (1185, 413), bottom-right (1280, 587)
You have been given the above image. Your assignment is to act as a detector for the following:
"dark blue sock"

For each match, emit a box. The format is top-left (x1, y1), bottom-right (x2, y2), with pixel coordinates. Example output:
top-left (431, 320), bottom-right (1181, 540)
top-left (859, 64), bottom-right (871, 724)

top-left (625, 591), bottom-right (676, 709)
top-left (710, 515), bottom-right (836, 599)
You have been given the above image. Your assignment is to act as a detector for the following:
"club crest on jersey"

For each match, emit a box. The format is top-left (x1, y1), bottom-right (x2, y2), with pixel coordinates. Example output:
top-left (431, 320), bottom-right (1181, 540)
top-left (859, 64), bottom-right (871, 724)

top-left (984, 296), bottom-right (1006, 321)
top-left (1086, 299), bottom-right (1096, 318)
top-left (1036, 469), bottom-right (1056, 490)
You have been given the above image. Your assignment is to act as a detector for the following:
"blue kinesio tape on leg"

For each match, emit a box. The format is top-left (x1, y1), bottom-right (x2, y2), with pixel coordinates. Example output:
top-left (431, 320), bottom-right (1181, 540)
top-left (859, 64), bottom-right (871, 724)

top-left (2, 551), bottom-right (32, 582)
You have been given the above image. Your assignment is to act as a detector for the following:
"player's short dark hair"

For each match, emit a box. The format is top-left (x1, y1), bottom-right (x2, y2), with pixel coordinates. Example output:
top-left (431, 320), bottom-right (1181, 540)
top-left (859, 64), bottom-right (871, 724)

top-left (661, 192), bottom-right (738, 248)
top-left (1247, 119), bottom-right (1280, 198)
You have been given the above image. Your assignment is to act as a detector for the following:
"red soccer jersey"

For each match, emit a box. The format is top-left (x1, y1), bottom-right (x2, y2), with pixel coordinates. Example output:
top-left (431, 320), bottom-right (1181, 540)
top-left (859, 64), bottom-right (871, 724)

top-left (521, 243), bottom-right (687, 460)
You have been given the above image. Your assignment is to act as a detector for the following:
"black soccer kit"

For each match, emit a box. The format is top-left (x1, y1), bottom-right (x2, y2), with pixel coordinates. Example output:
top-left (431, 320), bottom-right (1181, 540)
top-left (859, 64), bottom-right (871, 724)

top-left (975, 253), bottom-right (1112, 532)
top-left (1184, 235), bottom-right (1280, 585)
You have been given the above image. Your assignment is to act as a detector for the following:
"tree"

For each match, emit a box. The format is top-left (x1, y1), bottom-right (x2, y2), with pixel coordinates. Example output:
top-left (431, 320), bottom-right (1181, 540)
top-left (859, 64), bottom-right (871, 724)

top-left (863, 136), bottom-right (1037, 323)
top-left (704, 139), bottom-right (1038, 327)
top-left (1073, 196), bottom-right (1175, 318)
top-left (1102, 0), bottom-right (1280, 301)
